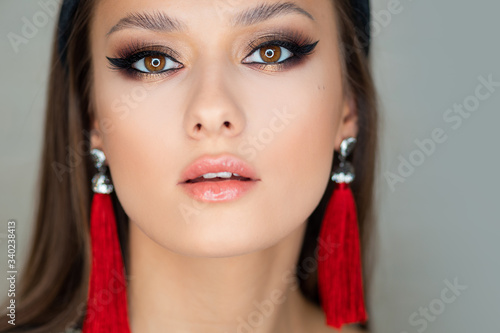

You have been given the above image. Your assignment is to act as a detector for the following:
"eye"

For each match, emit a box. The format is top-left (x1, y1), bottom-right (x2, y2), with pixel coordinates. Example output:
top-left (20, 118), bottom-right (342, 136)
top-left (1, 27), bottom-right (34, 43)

top-left (107, 48), bottom-right (184, 78)
top-left (131, 53), bottom-right (182, 73)
top-left (243, 45), bottom-right (293, 64)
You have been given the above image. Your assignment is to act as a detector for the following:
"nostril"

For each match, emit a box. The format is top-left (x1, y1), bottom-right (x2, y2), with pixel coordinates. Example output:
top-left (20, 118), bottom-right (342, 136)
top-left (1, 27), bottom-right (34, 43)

top-left (223, 121), bottom-right (230, 128)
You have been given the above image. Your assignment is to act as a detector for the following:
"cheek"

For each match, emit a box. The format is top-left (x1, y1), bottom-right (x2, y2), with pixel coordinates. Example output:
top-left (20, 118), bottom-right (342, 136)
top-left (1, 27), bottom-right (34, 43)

top-left (252, 72), bottom-right (342, 237)
top-left (92, 68), bottom-right (187, 230)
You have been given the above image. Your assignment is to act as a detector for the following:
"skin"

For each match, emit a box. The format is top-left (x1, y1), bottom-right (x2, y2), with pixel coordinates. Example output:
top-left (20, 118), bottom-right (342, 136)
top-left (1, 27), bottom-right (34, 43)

top-left (89, 0), bottom-right (360, 332)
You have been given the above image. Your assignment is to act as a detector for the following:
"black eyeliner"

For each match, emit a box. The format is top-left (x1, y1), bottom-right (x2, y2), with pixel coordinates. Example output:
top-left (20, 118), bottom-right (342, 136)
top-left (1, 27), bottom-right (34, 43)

top-left (243, 36), bottom-right (319, 72)
top-left (106, 50), bottom-right (176, 75)
top-left (106, 30), bottom-right (319, 77)
top-left (246, 39), bottom-right (319, 61)
top-left (106, 40), bottom-right (183, 78)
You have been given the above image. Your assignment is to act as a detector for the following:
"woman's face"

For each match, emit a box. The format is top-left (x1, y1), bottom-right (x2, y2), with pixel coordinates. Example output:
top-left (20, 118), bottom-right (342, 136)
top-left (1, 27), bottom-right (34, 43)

top-left (90, 0), bottom-right (358, 257)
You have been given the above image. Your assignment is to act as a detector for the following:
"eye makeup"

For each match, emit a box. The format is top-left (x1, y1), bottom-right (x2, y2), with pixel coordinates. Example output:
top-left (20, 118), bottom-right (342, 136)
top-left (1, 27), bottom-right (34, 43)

top-left (242, 29), bottom-right (319, 71)
top-left (106, 42), bottom-right (183, 79)
top-left (106, 29), bottom-right (320, 79)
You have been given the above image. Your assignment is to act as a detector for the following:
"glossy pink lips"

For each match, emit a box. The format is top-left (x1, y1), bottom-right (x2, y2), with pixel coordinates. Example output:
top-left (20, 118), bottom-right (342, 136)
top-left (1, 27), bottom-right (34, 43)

top-left (178, 154), bottom-right (260, 202)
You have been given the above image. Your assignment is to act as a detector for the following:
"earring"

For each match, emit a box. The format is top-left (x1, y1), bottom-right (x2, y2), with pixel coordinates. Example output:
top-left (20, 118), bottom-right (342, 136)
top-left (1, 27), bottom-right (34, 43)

top-left (82, 149), bottom-right (131, 333)
top-left (317, 137), bottom-right (368, 329)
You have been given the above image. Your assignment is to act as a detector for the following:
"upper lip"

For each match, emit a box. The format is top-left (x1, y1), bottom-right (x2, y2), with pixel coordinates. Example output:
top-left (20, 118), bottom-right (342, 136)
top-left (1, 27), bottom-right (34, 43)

top-left (178, 154), bottom-right (259, 184)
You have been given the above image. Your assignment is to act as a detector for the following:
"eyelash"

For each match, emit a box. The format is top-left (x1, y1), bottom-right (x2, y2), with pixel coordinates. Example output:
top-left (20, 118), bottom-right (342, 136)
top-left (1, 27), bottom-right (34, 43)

top-left (106, 44), bottom-right (180, 78)
top-left (106, 31), bottom-right (319, 79)
top-left (243, 39), bottom-right (319, 71)
top-left (242, 31), bottom-right (319, 71)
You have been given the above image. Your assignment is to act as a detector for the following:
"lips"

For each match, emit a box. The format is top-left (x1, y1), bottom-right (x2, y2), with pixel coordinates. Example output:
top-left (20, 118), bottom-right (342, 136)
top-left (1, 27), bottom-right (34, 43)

top-left (185, 172), bottom-right (252, 183)
top-left (178, 154), bottom-right (260, 202)
top-left (178, 155), bottom-right (259, 184)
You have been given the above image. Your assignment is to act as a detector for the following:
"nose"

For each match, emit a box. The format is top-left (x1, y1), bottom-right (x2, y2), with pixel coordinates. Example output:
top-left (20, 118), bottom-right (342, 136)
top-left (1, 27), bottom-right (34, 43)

top-left (183, 62), bottom-right (245, 141)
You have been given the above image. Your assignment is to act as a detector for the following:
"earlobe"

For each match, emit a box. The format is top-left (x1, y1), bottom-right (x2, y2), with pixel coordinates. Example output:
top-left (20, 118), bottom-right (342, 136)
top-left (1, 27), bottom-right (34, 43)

top-left (334, 95), bottom-right (359, 151)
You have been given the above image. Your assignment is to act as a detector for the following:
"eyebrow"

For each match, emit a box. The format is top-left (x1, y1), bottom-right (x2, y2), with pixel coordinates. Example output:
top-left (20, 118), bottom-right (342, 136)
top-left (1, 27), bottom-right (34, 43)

top-left (106, 1), bottom-right (315, 37)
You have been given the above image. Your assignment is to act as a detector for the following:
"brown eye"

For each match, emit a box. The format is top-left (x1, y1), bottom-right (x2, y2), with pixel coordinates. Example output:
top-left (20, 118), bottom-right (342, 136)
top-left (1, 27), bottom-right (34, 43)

top-left (144, 55), bottom-right (166, 72)
top-left (130, 53), bottom-right (182, 74)
top-left (259, 45), bottom-right (281, 63)
top-left (243, 44), bottom-right (292, 65)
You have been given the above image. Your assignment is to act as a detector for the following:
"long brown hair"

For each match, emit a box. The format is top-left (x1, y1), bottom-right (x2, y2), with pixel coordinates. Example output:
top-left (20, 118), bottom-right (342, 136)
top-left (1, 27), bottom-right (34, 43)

top-left (0, 0), bottom-right (378, 332)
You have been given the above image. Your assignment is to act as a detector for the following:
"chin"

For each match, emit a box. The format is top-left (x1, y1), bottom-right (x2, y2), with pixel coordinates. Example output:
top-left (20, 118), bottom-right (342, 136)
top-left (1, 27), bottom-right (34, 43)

top-left (145, 214), bottom-right (287, 258)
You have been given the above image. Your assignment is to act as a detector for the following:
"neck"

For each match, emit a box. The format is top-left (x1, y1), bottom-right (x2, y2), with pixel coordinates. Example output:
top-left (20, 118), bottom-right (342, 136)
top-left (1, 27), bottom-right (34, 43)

top-left (127, 220), bottom-right (314, 333)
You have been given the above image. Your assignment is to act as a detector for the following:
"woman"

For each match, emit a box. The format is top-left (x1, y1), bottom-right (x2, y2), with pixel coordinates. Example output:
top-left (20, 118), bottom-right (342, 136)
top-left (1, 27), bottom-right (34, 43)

top-left (1, 0), bottom-right (377, 332)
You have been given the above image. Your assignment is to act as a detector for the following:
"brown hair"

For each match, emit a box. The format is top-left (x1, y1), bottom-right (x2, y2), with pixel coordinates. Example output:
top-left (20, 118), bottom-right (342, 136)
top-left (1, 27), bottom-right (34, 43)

top-left (297, 1), bottom-right (378, 331)
top-left (0, 0), bottom-right (378, 332)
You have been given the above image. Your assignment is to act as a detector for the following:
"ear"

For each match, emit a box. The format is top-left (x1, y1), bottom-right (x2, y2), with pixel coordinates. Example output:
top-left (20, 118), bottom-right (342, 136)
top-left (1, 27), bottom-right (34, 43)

top-left (90, 118), bottom-right (105, 151)
top-left (334, 93), bottom-right (359, 151)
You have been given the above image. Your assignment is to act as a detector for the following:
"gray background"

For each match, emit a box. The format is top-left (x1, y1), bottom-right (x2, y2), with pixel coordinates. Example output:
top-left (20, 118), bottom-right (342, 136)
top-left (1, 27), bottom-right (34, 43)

top-left (1, 1), bottom-right (499, 332)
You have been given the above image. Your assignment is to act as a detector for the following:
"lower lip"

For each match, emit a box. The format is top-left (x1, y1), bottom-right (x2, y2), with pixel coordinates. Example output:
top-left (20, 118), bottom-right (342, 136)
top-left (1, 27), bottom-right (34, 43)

top-left (179, 179), bottom-right (258, 202)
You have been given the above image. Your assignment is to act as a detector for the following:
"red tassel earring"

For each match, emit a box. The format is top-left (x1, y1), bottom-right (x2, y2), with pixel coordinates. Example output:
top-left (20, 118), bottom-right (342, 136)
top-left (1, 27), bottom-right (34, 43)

top-left (317, 137), bottom-right (368, 329)
top-left (82, 149), bottom-right (131, 333)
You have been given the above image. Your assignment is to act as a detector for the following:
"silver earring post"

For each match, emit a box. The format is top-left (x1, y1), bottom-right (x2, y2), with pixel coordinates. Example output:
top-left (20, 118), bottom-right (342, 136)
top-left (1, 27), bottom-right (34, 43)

top-left (90, 148), bottom-right (114, 194)
top-left (331, 137), bottom-right (356, 184)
